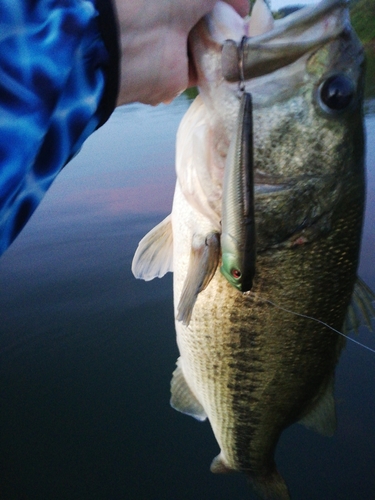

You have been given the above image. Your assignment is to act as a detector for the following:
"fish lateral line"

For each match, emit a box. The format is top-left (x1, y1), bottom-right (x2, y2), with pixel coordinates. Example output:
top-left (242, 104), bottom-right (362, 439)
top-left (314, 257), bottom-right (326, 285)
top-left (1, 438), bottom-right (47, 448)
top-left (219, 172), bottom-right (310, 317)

top-left (244, 291), bottom-right (375, 355)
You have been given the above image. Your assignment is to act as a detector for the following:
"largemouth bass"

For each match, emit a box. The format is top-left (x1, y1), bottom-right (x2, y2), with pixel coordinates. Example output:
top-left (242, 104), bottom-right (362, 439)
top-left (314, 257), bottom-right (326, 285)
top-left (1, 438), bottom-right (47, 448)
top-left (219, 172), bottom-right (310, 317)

top-left (132, 0), bottom-right (373, 497)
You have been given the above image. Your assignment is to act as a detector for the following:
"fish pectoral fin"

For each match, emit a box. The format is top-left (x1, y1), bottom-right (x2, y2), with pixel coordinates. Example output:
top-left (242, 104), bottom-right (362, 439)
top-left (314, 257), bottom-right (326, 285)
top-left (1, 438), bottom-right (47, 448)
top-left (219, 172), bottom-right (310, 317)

top-left (343, 277), bottom-right (375, 334)
top-left (131, 215), bottom-right (173, 280)
top-left (170, 359), bottom-right (207, 421)
top-left (177, 232), bottom-right (220, 326)
top-left (210, 453), bottom-right (233, 474)
top-left (298, 375), bottom-right (336, 437)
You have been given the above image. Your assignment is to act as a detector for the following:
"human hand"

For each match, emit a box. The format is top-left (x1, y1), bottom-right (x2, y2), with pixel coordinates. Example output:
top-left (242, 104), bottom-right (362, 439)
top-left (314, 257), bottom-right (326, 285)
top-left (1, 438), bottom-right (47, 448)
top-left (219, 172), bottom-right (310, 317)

top-left (113, 0), bottom-right (250, 106)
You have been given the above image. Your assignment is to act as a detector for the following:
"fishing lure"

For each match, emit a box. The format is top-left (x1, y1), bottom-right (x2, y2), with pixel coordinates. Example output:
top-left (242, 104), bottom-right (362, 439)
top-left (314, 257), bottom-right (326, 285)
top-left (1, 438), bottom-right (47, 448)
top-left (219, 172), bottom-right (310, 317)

top-left (220, 90), bottom-right (256, 292)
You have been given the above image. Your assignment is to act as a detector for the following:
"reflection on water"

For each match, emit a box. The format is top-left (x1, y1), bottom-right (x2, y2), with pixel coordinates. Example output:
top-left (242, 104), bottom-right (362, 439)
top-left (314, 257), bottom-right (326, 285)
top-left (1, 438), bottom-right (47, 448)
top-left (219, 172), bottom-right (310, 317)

top-left (0, 94), bottom-right (374, 499)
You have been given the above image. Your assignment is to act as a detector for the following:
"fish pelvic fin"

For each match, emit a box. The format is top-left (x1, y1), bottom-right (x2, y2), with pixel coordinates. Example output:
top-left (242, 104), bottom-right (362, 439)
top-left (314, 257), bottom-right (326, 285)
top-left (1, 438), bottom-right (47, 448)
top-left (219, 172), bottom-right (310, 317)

top-left (131, 215), bottom-right (173, 280)
top-left (176, 232), bottom-right (220, 326)
top-left (298, 374), bottom-right (336, 437)
top-left (170, 358), bottom-right (207, 421)
top-left (343, 277), bottom-right (375, 335)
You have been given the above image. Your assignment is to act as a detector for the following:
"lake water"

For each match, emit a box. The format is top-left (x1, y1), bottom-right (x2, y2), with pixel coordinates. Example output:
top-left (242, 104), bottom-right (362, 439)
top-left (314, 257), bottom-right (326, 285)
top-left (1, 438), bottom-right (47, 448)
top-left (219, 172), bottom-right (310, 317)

top-left (0, 91), bottom-right (374, 499)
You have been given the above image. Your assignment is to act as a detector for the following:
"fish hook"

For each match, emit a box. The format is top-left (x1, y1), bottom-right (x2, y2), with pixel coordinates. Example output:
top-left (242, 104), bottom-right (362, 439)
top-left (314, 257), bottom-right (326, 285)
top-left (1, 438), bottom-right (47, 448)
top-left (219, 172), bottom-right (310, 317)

top-left (238, 36), bottom-right (248, 96)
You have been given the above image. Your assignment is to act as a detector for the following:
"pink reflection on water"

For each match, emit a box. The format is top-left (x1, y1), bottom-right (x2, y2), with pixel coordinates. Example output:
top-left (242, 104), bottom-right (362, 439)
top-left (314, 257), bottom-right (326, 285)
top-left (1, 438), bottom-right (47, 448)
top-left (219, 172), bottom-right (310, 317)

top-left (98, 182), bottom-right (175, 215)
top-left (58, 180), bottom-right (175, 217)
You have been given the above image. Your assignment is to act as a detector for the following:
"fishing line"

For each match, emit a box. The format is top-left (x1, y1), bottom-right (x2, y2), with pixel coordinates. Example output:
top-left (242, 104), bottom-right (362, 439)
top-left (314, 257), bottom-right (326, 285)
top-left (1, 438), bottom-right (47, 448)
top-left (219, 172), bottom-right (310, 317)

top-left (248, 292), bottom-right (375, 355)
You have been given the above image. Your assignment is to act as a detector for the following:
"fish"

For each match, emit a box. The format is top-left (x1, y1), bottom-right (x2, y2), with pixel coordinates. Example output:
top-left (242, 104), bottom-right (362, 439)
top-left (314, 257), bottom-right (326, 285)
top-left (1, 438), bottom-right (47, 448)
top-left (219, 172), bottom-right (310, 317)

top-left (132, 0), bottom-right (374, 497)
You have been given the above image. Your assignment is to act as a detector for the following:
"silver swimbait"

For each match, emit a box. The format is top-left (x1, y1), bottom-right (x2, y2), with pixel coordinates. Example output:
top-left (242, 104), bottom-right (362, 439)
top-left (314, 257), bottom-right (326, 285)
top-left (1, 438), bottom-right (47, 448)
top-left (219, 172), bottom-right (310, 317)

top-left (220, 91), bottom-right (256, 292)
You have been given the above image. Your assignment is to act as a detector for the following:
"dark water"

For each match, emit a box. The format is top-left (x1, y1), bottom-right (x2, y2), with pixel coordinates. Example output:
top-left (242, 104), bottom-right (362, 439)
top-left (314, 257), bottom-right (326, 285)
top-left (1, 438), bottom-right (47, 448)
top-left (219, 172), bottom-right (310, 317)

top-left (0, 93), bottom-right (374, 499)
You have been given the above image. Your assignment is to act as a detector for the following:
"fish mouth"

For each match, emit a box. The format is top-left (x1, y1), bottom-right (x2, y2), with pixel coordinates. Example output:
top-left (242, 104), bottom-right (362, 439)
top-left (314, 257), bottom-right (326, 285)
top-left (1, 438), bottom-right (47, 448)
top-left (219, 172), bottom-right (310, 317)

top-left (203, 0), bottom-right (350, 83)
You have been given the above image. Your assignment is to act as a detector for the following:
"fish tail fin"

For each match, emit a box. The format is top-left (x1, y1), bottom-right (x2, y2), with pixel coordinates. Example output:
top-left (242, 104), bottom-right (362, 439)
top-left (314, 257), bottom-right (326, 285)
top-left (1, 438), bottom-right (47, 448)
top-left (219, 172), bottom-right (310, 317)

top-left (248, 469), bottom-right (291, 500)
top-left (211, 454), bottom-right (290, 500)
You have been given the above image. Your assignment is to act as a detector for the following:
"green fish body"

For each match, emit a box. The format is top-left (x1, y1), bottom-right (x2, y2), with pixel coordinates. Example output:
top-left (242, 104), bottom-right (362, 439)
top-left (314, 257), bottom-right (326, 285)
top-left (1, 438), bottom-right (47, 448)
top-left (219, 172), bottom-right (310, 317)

top-left (132, 0), bottom-right (370, 497)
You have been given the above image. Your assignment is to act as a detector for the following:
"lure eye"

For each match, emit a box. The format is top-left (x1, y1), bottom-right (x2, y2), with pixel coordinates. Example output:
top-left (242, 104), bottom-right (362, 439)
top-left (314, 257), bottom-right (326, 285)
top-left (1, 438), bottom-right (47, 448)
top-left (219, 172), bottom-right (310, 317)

top-left (231, 269), bottom-right (242, 279)
top-left (319, 74), bottom-right (355, 112)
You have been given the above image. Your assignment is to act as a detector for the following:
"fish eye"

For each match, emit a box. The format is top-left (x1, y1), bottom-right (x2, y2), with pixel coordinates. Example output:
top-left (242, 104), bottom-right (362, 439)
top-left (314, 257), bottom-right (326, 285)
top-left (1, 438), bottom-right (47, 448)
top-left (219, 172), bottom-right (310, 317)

top-left (231, 269), bottom-right (241, 279)
top-left (318, 74), bottom-right (355, 113)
